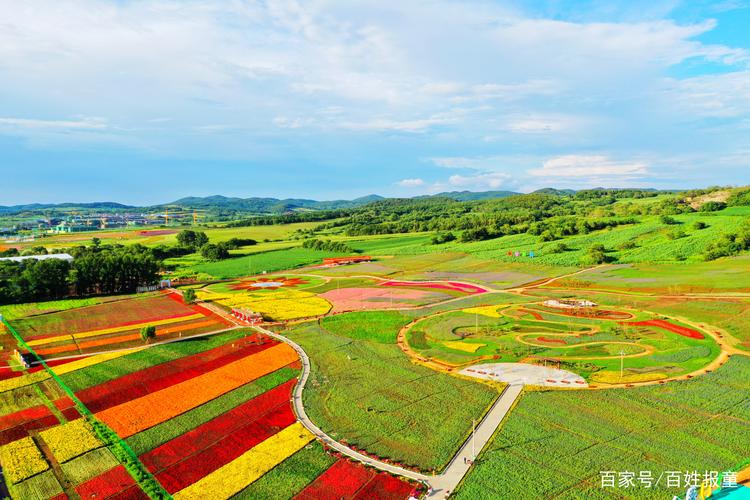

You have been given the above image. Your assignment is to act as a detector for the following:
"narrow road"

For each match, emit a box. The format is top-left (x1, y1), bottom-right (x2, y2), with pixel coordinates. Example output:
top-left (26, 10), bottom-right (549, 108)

top-left (426, 384), bottom-right (524, 499)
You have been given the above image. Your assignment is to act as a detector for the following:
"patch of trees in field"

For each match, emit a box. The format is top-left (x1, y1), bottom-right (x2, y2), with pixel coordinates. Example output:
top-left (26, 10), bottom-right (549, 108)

top-left (0, 244), bottom-right (160, 304)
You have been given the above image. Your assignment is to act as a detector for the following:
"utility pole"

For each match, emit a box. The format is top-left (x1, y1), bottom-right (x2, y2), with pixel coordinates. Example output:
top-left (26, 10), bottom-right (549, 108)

top-left (472, 418), bottom-right (476, 461)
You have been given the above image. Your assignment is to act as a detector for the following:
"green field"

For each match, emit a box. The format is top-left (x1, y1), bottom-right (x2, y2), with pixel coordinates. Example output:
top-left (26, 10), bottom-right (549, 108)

top-left (455, 356), bottom-right (750, 499)
top-left (283, 320), bottom-right (499, 472)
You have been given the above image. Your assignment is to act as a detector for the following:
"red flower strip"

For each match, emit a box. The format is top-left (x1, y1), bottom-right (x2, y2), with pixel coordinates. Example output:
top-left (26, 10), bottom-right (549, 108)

top-left (353, 473), bottom-right (415, 500)
top-left (140, 379), bottom-right (295, 473)
top-left (156, 403), bottom-right (296, 493)
top-left (75, 465), bottom-right (137, 499)
top-left (294, 459), bottom-right (375, 500)
top-left (625, 319), bottom-right (704, 340)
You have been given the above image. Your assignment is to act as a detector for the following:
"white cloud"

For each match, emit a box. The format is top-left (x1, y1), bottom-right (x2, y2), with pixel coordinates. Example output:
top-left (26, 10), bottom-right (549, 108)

top-left (397, 178), bottom-right (425, 187)
top-left (0, 116), bottom-right (107, 130)
top-left (447, 172), bottom-right (512, 189)
top-left (529, 154), bottom-right (649, 178)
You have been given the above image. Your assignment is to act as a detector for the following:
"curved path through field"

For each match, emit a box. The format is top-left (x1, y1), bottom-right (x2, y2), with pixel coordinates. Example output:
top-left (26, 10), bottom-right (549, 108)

top-left (252, 323), bottom-right (523, 498)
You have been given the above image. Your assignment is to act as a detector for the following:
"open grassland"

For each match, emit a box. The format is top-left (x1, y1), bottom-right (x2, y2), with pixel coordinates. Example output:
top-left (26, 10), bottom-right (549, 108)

top-left (320, 311), bottom-right (412, 344)
top-left (455, 356), bottom-right (750, 499)
top-left (284, 320), bottom-right (498, 472)
top-left (187, 247), bottom-right (346, 279)
top-left (549, 258), bottom-right (750, 293)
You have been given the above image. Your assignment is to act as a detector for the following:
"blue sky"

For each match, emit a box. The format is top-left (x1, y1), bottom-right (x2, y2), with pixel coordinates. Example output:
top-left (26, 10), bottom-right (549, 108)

top-left (1, 0), bottom-right (749, 205)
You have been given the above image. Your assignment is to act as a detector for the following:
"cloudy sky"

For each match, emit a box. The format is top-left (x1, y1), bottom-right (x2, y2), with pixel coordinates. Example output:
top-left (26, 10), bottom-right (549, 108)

top-left (1, 0), bottom-right (749, 204)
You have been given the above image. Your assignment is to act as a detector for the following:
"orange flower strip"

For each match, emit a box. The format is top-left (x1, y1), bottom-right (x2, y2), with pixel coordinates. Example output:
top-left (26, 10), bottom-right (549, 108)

top-left (35, 318), bottom-right (224, 356)
top-left (96, 343), bottom-right (298, 438)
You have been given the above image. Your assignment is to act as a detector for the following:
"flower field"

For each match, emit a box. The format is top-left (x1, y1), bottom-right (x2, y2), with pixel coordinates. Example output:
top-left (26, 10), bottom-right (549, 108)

top-left (381, 280), bottom-right (488, 295)
top-left (5, 292), bottom-right (231, 360)
top-left (197, 288), bottom-right (331, 321)
top-left (0, 326), bottom-right (417, 499)
top-left (320, 287), bottom-right (448, 312)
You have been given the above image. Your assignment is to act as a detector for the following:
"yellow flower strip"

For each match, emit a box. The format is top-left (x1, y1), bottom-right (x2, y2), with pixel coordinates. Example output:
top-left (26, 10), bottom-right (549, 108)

top-left (462, 305), bottom-right (505, 318)
top-left (26, 313), bottom-right (204, 346)
top-left (39, 419), bottom-right (103, 463)
top-left (0, 348), bottom-right (141, 393)
top-left (96, 343), bottom-right (298, 438)
top-left (173, 422), bottom-right (314, 500)
top-left (198, 289), bottom-right (331, 321)
top-left (0, 436), bottom-right (49, 484)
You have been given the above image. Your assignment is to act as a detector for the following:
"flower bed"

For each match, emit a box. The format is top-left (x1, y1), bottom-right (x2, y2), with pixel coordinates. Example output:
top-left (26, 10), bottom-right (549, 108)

top-left (172, 422), bottom-right (314, 499)
top-left (39, 419), bottom-right (103, 463)
top-left (74, 341), bottom-right (277, 414)
top-left (352, 473), bottom-right (416, 499)
top-left (17, 293), bottom-right (195, 340)
top-left (156, 404), bottom-right (296, 493)
top-left (293, 458), bottom-right (374, 499)
top-left (0, 436), bottom-right (49, 484)
top-left (381, 280), bottom-right (487, 294)
top-left (320, 287), bottom-right (445, 313)
top-left (626, 319), bottom-right (705, 340)
top-left (74, 465), bottom-right (137, 499)
top-left (96, 343), bottom-right (298, 437)
top-left (198, 288), bottom-right (331, 321)
top-left (141, 379), bottom-right (295, 473)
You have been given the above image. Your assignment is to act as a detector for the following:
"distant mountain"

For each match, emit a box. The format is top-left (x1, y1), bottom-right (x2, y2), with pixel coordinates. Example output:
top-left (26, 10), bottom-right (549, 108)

top-left (532, 188), bottom-right (577, 196)
top-left (424, 190), bottom-right (521, 201)
top-left (165, 194), bottom-right (385, 213)
top-left (0, 202), bottom-right (134, 214)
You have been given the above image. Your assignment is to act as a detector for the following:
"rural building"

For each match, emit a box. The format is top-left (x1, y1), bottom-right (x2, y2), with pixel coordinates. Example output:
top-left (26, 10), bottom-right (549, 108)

top-left (543, 299), bottom-right (597, 309)
top-left (322, 256), bottom-right (372, 266)
top-left (0, 253), bottom-right (74, 263)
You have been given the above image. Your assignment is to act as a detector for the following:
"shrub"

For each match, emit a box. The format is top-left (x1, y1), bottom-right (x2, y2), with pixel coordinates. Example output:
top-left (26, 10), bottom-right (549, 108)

top-left (692, 221), bottom-right (708, 230)
top-left (431, 232), bottom-right (456, 245)
top-left (183, 288), bottom-right (196, 304)
top-left (140, 325), bottom-right (156, 342)
top-left (699, 201), bottom-right (726, 212)
top-left (660, 215), bottom-right (678, 225)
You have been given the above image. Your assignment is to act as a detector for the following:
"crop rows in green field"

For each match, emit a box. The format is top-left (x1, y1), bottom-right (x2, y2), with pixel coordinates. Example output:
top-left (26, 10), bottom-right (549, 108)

top-left (455, 356), bottom-right (750, 499)
top-left (285, 321), bottom-right (499, 472)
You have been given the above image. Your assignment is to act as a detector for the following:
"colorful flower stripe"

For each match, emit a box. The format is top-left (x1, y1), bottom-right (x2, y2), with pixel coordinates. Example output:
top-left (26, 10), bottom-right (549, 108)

top-left (0, 348), bottom-right (141, 393)
top-left (75, 465), bottom-right (137, 499)
top-left (0, 436), bottom-right (50, 484)
top-left (96, 343), bottom-right (298, 438)
top-left (141, 378), bottom-right (295, 473)
top-left (0, 369), bottom-right (24, 381)
top-left (172, 422), bottom-right (314, 500)
top-left (26, 312), bottom-right (205, 346)
top-left (381, 280), bottom-right (487, 294)
top-left (39, 419), bottom-right (103, 463)
top-left (22, 295), bottom-right (197, 340)
top-left (35, 318), bottom-right (225, 357)
top-left (294, 458), bottom-right (375, 500)
top-left (157, 404), bottom-right (296, 493)
top-left (0, 413), bottom-right (60, 446)
top-left (0, 404), bottom-right (50, 431)
top-left (352, 473), bottom-right (415, 500)
top-left (76, 341), bottom-right (276, 414)
top-left (626, 319), bottom-right (705, 339)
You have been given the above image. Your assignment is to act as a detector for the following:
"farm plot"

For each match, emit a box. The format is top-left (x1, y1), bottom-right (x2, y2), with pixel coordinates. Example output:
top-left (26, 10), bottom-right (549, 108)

top-left (320, 286), bottom-right (449, 312)
top-left (197, 287), bottom-right (331, 322)
top-left (6, 292), bottom-right (230, 360)
top-left (0, 329), bottom-right (417, 499)
top-left (284, 320), bottom-right (498, 472)
top-left (454, 356), bottom-right (750, 499)
top-left (404, 301), bottom-right (720, 383)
